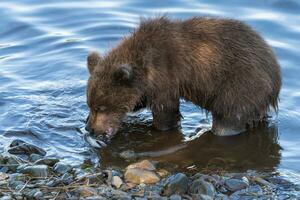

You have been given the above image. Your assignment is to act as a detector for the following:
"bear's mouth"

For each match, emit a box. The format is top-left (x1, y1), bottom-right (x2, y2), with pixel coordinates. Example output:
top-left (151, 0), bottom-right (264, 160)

top-left (84, 132), bottom-right (110, 149)
top-left (83, 127), bottom-right (118, 149)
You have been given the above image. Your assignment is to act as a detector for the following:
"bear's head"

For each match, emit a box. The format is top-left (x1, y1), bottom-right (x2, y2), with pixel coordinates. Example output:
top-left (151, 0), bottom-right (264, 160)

top-left (85, 52), bottom-right (142, 139)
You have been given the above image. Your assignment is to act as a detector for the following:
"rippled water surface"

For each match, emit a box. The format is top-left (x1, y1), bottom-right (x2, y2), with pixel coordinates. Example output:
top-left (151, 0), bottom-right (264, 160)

top-left (1, 0), bottom-right (300, 183)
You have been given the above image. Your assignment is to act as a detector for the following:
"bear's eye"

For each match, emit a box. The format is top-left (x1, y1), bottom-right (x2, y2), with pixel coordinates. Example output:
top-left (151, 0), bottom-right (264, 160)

top-left (96, 106), bottom-right (106, 112)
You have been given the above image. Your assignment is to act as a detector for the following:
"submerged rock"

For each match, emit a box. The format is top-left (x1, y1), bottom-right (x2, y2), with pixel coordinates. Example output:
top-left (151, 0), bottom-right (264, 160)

top-left (125, 168), bottom-right (160, 184)
top-left (126, 160), bottom-right (156, 171)
top-left (162, 173), bottom-right (189, 196)
top-left (119, 150), bottom-right (137, 160)
top-left (8, 140), bottom-right (46, 156)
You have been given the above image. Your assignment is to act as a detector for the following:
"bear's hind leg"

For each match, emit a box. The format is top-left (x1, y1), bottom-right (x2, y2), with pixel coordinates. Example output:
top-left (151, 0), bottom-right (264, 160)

top-left (212, 114), bottom-right (246, 136)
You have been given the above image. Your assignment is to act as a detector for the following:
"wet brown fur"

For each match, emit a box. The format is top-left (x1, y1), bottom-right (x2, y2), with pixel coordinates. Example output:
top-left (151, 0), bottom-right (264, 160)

top-left (86, 16), bottom-right (281, 136)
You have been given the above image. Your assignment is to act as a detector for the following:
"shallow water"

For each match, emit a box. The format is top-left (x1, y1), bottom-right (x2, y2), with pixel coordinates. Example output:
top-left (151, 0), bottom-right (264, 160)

top-left (0, 0), bottom-right (300, 183)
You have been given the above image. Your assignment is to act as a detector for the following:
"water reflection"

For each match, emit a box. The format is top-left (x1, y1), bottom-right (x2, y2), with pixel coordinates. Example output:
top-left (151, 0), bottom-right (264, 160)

top-left (100, 122), bottom-right (281, 172)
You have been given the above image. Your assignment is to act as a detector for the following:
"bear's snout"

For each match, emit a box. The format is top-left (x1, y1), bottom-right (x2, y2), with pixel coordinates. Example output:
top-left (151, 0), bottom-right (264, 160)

top-left (85, 112), bottom-right (119, 138)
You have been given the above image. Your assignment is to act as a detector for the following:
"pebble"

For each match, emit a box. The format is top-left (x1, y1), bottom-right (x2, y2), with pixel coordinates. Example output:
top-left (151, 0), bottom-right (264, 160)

top-left (192, 194), bottom-right (213, 200)
top-left (19, 165), bottom-right (49, 178)
top-left (125, 168), bottom-right (160, 184)
top-left (224, 178), bottom-right (249, 192)
top-left (112, 175), bottom-right (123, 188)
top-left (170, 194), bottom-right (182, 200)
top-left (189, 179), bottom-right (216, 197)
top-left (8, 140), bottom-right (46, 156)
top-left (0, 172), bottom-right (8, 181)
top-left (53, 162), bottom-right (72, 174)
top-left (76, 186), bottom-right (98, 197)
top-left (162, 173), bottom-right (189, 196)
top-left (127, 160), bottom-right (156, 171)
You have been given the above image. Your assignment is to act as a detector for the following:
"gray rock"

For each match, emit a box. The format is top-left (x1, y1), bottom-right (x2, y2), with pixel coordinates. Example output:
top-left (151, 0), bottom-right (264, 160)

top-left (97, 185), bottom-right (132, 199)
top-left (34, 157), bottom-right (59, 166)
top-left (8, 140), bottom-right (46, 156)
top-left (9, 173), bottom-right (26, 182)
top-left (23, 189), bottom-right (43, 199)
top-left (192, 194), bottom-right (213, 200)
top-left (225, 178), bottom-right (249, 192)
top-left (162, 173), bottom-right (189, 196)
top-left (85, 196), bottom-right (107, 200)
top-left (19, 165), bottom-right (48, 178)
top-left (9, 180), bottom-right (25, 190)
top-left (46, 173), bottom-right (73, 187)
top-left (189, 179), bottom-right (216, 197)
top-left (0, 195), bottom-right (12, 200)
top-left (53, 162), bottom-right (72, 174)
top-left (29, 153), bottom-right (44, 162)
top-left (170, 194), bottom-right (182, 200)
top-left (0, 166), bottom-right (9, 173)
top-left (6, 156), bottom-right (19, 172)
top-left (229, 185), bottom-right (264, 200)
top-left (215, 193), bottom-right (229, 200)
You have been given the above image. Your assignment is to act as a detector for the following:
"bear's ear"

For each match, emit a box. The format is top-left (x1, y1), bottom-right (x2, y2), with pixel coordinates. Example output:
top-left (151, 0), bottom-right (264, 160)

top-left (113, 64), bottom-right (133, 85)
top-left (87, 52), bottom-right (102, 74)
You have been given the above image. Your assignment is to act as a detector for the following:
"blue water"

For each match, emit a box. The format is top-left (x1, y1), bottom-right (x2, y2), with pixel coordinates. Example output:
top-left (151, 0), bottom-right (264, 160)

top-left (0, 0), bottom-right (300, 182)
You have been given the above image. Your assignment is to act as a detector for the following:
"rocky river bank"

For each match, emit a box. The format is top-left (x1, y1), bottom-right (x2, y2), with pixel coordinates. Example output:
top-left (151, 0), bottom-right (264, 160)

top-left (0, 140), bottom-right (299, 200)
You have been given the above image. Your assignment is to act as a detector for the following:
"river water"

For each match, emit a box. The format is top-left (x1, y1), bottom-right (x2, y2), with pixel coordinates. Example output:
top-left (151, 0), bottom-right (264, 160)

top-left (0, 0), bottom-right (300, 184)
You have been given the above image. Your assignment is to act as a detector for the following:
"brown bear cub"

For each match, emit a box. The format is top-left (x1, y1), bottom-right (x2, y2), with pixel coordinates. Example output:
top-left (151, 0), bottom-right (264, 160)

top-left (85, 17), bottom-right (281, 138)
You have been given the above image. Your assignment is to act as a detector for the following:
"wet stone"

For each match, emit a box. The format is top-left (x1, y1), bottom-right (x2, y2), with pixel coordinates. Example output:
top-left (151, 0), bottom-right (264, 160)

top-left (225, 178), bottom-right (249, 192)
top-left (34, 157), bottom-right (59, 166)
top-left (8, 140), bottom-right (46, 156)
top-left (29, 153), bottom-right (43, 162)
top-left (162, 173), bottom-right (189, 196)
top-left (53, 162), bottom-right (72, 174)
top-left (19, 165), bottom-right (48, 178)
top-left (125, 168), bottom-right (160, 184)
top-left (189, 179), bottom-right (216, 197)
